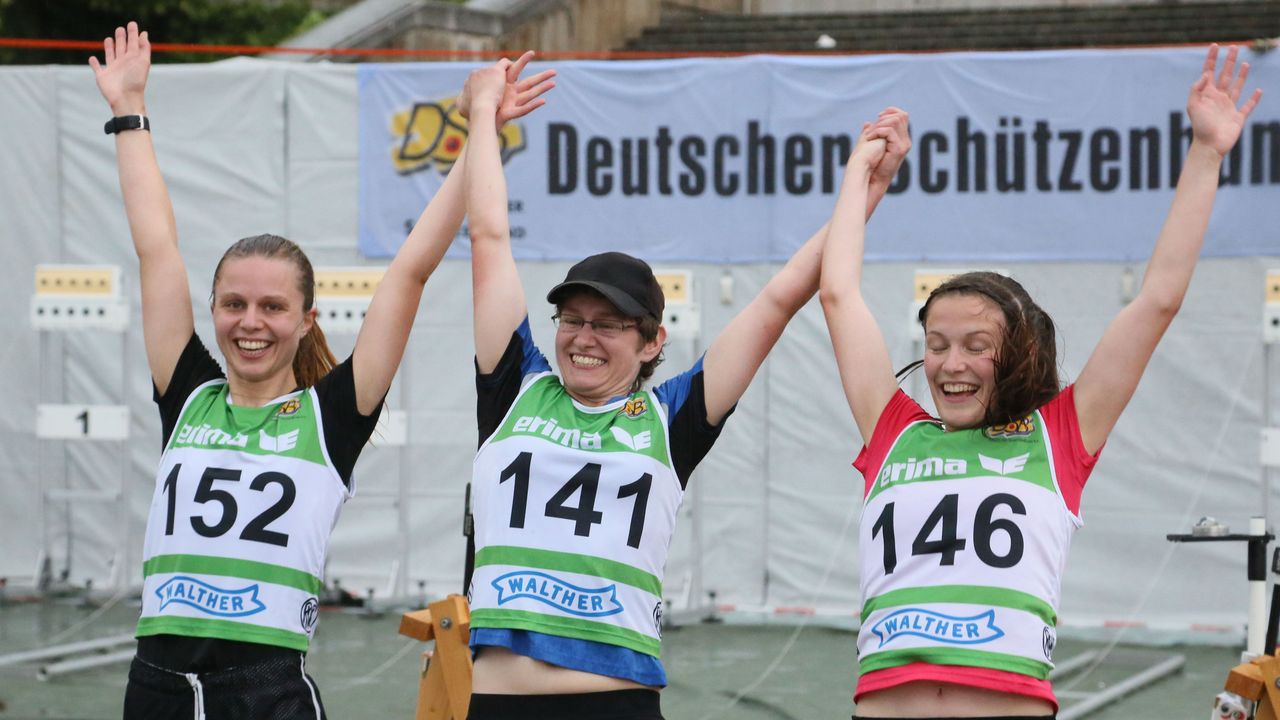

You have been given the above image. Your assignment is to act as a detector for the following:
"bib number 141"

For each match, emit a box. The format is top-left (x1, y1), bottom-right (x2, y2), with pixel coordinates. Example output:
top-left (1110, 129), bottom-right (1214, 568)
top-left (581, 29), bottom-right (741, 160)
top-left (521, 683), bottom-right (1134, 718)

top-left (500, 451), bottom-right (651, 549)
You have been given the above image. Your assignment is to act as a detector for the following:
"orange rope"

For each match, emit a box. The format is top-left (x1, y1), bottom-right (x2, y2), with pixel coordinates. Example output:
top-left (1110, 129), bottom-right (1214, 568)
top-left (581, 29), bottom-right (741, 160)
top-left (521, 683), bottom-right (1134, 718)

top-left (0, 36), bottom-right (1261, 61)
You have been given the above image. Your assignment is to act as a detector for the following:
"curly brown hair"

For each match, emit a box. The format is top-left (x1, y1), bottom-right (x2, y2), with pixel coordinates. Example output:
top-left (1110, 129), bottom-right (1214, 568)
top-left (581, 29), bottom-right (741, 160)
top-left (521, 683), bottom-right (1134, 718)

top-left (913, 272), bottom-right (1060, 427)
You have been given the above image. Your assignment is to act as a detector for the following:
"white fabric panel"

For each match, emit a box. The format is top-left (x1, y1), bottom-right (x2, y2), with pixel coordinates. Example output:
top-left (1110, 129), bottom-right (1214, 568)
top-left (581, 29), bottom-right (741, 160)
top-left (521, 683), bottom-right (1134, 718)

top-left (0, 68), bottom-right (62, 584)
top-left (286, 64), bottom-right (359, 248)
top-left (1, 60), bottom-right (1275, 641)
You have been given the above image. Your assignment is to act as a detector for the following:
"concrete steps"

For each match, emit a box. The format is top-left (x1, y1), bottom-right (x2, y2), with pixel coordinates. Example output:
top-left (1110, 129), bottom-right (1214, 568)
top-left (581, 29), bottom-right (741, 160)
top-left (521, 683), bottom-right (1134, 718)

top-left (624, 1), bottom-right (1280, 53)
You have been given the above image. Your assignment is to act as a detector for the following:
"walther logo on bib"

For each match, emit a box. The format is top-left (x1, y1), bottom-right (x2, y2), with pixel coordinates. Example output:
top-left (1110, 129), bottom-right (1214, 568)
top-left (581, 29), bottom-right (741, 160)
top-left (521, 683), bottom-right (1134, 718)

top-left (870, 608), bottom-right (1005, 647)
top-left (493, 571), bottom-right (624, 617)
top-left (155, 576), bottom-right (266, 617)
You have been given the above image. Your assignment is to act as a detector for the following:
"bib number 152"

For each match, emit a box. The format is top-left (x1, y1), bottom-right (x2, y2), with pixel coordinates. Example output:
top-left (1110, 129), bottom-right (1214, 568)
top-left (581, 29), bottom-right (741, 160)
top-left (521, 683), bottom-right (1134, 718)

top-left (161, 464), bottom-right (296, 547)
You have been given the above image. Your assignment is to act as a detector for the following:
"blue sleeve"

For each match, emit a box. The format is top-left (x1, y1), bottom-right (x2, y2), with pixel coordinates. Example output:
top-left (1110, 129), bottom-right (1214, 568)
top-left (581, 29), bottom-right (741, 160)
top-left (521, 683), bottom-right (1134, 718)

top-left (653, 355), bottom-right (731, 488)
top-left (514, 317), bottom-right (552, 377)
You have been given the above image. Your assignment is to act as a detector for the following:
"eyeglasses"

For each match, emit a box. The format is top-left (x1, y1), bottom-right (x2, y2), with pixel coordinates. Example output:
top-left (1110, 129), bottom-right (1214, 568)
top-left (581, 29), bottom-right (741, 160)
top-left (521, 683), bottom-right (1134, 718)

top-left (552, 313), bottom-right (637, 338)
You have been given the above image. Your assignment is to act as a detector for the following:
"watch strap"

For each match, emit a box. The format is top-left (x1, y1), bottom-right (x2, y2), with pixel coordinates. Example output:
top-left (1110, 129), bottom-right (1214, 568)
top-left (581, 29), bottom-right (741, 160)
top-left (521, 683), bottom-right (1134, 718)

top-left (104, 115), bottom-right (150, 135)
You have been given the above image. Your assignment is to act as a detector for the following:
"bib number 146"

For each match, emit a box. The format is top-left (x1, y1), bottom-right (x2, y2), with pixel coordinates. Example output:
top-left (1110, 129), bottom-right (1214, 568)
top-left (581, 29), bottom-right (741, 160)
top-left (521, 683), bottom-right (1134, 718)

top-left (871, 492), bottom-right (1026, 574)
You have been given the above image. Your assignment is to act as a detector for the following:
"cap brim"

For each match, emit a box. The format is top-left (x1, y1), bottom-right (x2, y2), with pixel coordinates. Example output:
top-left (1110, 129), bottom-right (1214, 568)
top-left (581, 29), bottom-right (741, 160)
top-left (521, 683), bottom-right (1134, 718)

top-left (546, 280), bottom-right (651, 319)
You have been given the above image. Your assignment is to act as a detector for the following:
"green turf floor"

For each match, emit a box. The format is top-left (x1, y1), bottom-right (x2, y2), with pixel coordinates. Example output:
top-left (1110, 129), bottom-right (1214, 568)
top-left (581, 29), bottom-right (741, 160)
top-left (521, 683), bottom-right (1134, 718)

top-left (0, 599), bottom-right (1243, 718)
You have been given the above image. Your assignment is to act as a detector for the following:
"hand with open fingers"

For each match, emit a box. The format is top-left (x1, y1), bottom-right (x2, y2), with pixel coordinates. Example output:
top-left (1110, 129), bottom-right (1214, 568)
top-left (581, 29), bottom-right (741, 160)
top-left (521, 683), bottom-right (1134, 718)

top-left (496, 51), bottom-right (556, 125)
top-left (88, 21), bottom-right (150, 114)
top-left (459, 52), bottom-right (557, 126)
top-left (1188, 44), bottom-right (1263, 157)
top-left (867, 107), bottom-right (911, 190)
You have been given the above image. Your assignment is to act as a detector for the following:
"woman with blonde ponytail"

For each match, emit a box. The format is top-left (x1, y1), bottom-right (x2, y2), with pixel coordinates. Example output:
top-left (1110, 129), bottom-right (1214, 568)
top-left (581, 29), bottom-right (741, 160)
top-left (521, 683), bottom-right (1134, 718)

top-left (89, 21), bottom-right (553, 719)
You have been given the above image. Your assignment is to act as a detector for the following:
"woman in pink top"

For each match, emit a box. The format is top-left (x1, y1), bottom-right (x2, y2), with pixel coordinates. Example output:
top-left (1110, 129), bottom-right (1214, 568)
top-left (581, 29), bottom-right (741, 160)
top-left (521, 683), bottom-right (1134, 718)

top-left (820, 46), bottom-right (1260, 718)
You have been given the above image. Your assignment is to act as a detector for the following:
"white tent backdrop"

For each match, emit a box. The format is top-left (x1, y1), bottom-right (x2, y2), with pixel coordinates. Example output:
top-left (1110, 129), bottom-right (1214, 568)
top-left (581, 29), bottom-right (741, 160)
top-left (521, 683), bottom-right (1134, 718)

top-left (0, 57), bottom-right (1276, 641)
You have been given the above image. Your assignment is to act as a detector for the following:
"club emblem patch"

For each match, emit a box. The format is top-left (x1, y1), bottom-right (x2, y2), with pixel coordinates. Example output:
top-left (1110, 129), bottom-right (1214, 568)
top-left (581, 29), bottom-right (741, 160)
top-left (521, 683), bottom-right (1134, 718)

top-left (985, 416), bottom-right (1035, 438)
top-left (622, 396), bottom-right (648, 419)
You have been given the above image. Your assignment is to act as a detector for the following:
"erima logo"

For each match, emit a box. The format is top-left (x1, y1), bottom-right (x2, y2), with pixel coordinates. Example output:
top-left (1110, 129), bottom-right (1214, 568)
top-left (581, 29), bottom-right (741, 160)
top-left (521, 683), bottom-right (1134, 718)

top-left (259, 428), bottom-right (300, 452)
top-left (493, 571), bottom-right (623, 618)
top-left (878, 457), bottom-right (968, 487)
top-left (155, 576), bottom-right (265, 617)
top-left (175, 423), bottom-right (248, 449)
top-left (978, 453), bottom-right (1029, 476)
top-left (870, 608), bottom-right (1005, 648)
top-left (511, 416), bottom-right (602, 450)
top-left (610, 426), bottom-right (652, 451)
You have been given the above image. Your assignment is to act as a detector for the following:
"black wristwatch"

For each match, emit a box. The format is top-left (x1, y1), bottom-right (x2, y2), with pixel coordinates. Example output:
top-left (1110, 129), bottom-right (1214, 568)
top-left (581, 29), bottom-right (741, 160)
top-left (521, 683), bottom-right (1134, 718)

top-left (103, 115), bottom-right (150, 135)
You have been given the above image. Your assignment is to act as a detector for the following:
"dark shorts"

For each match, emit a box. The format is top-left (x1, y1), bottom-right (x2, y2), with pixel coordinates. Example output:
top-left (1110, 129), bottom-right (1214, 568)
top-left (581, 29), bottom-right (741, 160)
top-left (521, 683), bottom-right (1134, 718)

top-left (467, 689), bottom-right (663, 720)
top-left (123, 654), bottom-right (327, 720)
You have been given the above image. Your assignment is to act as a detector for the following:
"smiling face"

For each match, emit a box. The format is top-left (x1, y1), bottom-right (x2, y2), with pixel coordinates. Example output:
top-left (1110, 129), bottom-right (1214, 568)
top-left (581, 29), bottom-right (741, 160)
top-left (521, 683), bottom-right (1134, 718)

top-left (554, 292), bottom-right (664, 407)
top-left (211, 255), bottom-right (314, 393)
top-left (922, 293), bottom-right (1006, 430)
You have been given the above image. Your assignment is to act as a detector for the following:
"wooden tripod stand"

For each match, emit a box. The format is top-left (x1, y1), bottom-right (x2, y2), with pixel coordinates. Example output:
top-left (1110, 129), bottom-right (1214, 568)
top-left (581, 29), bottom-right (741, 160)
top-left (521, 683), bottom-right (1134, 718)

top-left (399, 594), bottom-right (473, 720)
top-left (1227, 654), bottom-right (1280, 720)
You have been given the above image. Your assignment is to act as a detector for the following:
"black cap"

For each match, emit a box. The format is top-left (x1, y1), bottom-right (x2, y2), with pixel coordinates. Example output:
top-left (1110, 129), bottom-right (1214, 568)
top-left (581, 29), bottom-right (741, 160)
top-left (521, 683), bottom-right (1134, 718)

top-left (546, 252), bottom-right (665, 321)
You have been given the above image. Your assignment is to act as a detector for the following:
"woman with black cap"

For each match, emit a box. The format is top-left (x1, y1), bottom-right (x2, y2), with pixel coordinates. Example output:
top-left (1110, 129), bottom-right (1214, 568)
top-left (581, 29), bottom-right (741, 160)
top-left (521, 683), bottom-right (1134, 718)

top-left (460, 62), bottom-right (912, 718)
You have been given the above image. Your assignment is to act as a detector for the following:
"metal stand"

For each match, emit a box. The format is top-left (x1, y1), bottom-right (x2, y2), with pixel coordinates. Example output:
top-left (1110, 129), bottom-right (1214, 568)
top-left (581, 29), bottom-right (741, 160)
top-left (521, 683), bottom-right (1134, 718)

top-left (1168, 524), bottom-right (1275, 656)
top-left (652, 269), bottom-right (716, 625)
top-left (30, 265), bottom-right (131, 597)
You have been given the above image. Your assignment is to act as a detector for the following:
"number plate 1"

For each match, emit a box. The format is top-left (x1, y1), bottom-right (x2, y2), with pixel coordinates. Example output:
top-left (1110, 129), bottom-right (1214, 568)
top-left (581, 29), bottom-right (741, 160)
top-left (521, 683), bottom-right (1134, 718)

top-left (36, 404), bottom-right (130, 440)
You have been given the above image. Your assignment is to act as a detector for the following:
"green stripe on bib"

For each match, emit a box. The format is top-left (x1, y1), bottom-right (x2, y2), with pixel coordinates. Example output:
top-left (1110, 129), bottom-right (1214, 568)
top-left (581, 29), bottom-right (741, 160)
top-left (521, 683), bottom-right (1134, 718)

top-left (143, 554), bottom-right (323, 595)
top-left (861, 584), bottom-right (1057, 625)
top-left (475, 545), bottom-right (661, 596)
top-left (858, 646), bottom-right (1052, 679)
top-left (470, 608), bottom-right (662, 656)
top-left (136, 616), bottom-right (309, 651)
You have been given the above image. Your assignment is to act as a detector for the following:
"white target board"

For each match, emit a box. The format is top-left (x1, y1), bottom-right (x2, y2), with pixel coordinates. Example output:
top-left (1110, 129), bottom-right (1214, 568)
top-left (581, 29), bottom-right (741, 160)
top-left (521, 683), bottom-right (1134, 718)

top-left (36, 404), bottom-right (130, 440)
top-left (1263, 428), bottom-right (1280, 469)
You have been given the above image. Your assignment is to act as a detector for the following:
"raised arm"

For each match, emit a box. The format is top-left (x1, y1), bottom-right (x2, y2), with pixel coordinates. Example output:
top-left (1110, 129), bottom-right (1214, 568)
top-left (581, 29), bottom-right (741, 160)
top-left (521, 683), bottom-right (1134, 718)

top-left (90, 22), bottom-right (191, 395)
top-left (1073, 45), bottom-right (1262, 454)
top-left (465, 56), bottom-right (554, 372)
top-left (701, 109), bottom-right (910, 426)
top-left (819, 121), bottom-right (904, 442)
top-left (351, 55), bottom-right (553, 413)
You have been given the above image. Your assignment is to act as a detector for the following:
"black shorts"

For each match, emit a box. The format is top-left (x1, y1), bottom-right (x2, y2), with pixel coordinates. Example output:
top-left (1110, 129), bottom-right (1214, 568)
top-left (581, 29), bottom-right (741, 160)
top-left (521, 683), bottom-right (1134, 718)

top-left (122, 654), bottom-right (327, 720)
top-left (467, 689), bottom-right (663, 720)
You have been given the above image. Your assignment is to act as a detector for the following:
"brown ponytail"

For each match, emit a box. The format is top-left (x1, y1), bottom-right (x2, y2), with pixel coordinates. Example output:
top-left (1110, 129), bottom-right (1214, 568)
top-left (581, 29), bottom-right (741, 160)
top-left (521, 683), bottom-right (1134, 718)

top-left (212, 233), bottom-right (337, 389)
